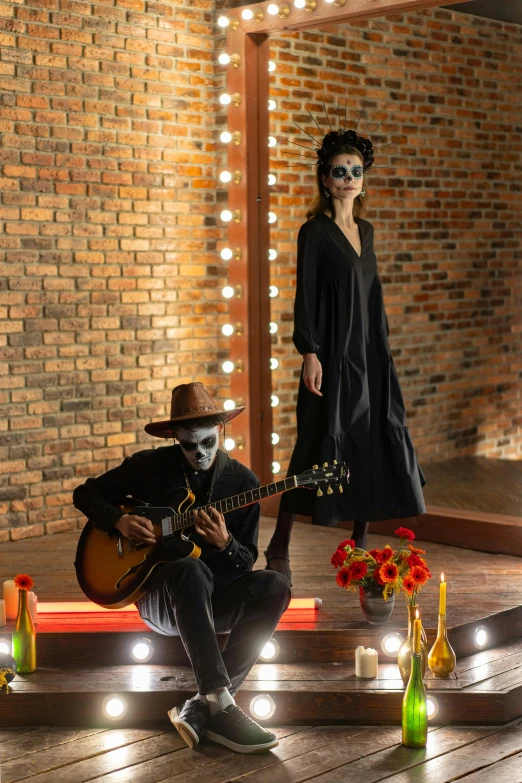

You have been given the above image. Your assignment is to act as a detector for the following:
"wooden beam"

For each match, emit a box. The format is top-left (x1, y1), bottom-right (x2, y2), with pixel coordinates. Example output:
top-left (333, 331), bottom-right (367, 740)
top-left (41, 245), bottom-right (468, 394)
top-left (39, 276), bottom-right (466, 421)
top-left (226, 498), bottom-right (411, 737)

top-left (227, 0), bottom-right (470, 35)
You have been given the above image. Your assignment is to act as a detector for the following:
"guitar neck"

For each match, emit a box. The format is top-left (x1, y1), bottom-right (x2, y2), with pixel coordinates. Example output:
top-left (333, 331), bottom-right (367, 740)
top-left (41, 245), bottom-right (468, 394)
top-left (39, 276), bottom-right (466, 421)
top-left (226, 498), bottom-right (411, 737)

top-left (168, 475), bottom-right (298, 534)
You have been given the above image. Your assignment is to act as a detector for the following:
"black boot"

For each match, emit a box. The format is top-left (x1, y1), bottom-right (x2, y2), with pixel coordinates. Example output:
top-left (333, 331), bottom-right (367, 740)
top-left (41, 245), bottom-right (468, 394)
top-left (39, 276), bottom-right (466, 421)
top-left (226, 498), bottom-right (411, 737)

top-left (352, 520), bottom-right (370, 551)
top-left (265, 510), bottom-right (295, 584)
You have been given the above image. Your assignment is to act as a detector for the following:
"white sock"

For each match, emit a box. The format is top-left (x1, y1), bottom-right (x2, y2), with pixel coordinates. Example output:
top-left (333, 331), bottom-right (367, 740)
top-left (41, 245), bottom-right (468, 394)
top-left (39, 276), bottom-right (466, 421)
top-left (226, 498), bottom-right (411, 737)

top-left (192, 693), bottom-right (208, 706)
top-left (205, 688), bottom-right (235, 715)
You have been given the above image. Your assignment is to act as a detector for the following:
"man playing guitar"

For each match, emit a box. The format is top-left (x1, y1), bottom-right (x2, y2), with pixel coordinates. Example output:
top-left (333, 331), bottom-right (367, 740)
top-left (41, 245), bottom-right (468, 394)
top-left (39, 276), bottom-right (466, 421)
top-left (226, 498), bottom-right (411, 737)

top-left (73, 382), bottom-right (291, 754)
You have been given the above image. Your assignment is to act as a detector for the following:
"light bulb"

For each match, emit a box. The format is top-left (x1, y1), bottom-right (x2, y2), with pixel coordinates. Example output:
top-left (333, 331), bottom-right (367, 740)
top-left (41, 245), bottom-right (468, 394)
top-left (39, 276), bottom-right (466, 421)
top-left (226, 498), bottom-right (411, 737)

top-left (224, 399), bottom-right (236, 411)
top-left (217, 15), bottom-right (229, 27)
top-left (219, 53), bottom-right (230, 65)
top-left (269, 285), bottom-right (278, 297)
top-left (271, 432), bottom-right (280, 445)
top-left (294, 0), bottom-right (305, 7)
top-left (270, 358), bottom-right (279, 370)
top-left (272, 461), bottom-right (281, 473)
top-left (221, 247), bottom-right (233, 260)
top-left (222, 360), bottom-right (235, 373)
top-left (102, 694), bottom-right (128, 719)
top-left (474, 626), bottom-right (488, 649)
top-left (259, 638), bottom-right (280, 661)
top-left (224, 437), bottom-right (236, 450)
top-left (221, 323), bottom-right (234, 336)
top-left (380, 633), bottom-right (404, 658)
top-left (221, 210), bottom-right (233, 222)
top-left (250, 694), bottom-right (276, 720)
top-left (427, 696), bottom-right (439, 720)
top-left (268, 136), bottom-right (277, 147)
top-left (219, 93), bottom-right (231, 106)
top-left (267, 3), bottom-right (279, 14)
top-left (271, 394), bottom-right (279, 407)
top-left (269, 249), bottom-right (277, 260)
top-left (268, 174), bottom-right (276, 186)
top-left (222, 286), bottom-right (234, 299)
top-left (242, 9), bottom-right (253, 19)
top-left (268, 212), bottom-right (277, 224)
top-left (220, 131), bottom-right (232, 143)
top-left (269, 322), bottom-right (278, 334)
top-left (268, 61), bottom-right (276, 72)
top-left (0, 640), bottom-right (11, 655)
top-left (268, 100), bottom-right (276, 111)
top-left (130, 638), bottom-right (154, 663)
top-left (220, 171), bottom-right (232, 183)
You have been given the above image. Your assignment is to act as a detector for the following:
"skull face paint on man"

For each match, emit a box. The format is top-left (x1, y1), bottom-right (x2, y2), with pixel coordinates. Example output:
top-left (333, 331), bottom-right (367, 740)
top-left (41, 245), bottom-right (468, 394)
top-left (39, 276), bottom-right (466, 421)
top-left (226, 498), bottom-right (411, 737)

top-left (175, 424), bottom-right (221, 471)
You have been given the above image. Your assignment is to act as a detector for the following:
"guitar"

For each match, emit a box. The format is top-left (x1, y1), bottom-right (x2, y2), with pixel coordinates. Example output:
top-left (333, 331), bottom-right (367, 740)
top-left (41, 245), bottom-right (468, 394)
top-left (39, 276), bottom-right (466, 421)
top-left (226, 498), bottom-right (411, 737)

top-left (74, 462), bottom-right (349, 609)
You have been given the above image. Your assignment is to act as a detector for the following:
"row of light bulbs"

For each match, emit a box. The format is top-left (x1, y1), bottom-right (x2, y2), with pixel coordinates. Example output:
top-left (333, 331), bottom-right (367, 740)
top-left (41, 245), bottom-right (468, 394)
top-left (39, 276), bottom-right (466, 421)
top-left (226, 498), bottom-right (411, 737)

top-left (218, 0), bottom-right (346, 29)
top-left (218, 31), bottom-right (282, 472)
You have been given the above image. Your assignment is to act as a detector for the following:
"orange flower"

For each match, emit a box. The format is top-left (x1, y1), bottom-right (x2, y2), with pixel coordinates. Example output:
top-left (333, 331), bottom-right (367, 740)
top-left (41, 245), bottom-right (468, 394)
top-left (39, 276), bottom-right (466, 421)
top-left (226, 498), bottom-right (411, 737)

top-left (336, 567), bottom-right (351, 588)
top-left (14, 573), bottom-right (34, 591)
top-left (410, 565), bottom-right (430, 585)
top-left (403, 574), bottom-right (416, 595)
top-left (379, 561), bottom-right (399, 584)
top-left (408, 545), bottom-right (426, 555)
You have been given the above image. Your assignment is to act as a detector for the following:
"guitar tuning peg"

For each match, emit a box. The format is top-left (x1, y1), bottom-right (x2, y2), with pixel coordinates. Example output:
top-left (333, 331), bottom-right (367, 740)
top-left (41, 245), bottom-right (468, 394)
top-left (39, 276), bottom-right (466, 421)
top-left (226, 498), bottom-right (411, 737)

top-left (323, 461), bottom-right (328, 467)
top-left (327, 485), bottom-right (333, 495)
top-left (333, 459), bottom-right (338, 465)
top-left (339, 484), bottom-right (344, 494)
top-left (317, 488), bottom-right (323, 497)
top-left (313, 464), bottom-right (318, 470)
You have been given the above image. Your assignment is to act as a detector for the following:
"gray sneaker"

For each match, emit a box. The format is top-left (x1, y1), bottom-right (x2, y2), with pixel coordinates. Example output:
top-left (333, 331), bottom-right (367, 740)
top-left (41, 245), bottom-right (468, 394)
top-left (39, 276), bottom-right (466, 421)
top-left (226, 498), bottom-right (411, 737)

top-left (204, 704), bottom-right (278, 754)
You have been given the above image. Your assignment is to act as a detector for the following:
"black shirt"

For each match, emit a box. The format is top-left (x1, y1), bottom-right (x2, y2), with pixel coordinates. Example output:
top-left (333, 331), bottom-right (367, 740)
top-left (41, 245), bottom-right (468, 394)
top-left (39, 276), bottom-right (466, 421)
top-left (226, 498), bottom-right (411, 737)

top-left (73, 445), bottom-right (261, 575)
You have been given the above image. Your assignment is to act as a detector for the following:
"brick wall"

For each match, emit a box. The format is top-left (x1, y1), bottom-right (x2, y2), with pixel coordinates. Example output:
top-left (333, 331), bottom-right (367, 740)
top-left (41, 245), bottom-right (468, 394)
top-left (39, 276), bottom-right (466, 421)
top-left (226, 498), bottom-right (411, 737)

top-left (0, 0), bottom-right (232, 541)
top-left (267, 8), bottom-right (522, 476)
top-left (1, 2), bottom-right (521, 541)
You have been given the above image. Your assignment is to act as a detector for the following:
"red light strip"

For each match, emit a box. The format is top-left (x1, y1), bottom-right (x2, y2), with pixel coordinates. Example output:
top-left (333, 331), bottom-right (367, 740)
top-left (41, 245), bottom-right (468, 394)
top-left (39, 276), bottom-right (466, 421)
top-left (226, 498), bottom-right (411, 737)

top-left (36, 597), bottom-right (321, 614)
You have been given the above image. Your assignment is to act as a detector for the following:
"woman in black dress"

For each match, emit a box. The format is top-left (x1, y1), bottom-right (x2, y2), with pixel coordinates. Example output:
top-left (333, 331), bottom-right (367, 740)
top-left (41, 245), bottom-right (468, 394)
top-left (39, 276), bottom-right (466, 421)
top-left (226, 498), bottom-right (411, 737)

top-left (265, 128), bottom-right (426, 582)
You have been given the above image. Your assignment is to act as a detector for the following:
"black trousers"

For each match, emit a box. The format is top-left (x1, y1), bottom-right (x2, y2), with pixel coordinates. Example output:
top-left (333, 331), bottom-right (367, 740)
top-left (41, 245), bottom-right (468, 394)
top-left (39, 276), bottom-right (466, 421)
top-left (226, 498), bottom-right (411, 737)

top-left (136, 558), bottom-right (291, 695)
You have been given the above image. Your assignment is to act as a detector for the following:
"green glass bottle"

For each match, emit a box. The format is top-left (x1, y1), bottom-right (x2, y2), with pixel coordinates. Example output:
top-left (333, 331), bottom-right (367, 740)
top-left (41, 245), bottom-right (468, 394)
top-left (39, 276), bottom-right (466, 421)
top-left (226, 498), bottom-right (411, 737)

top-left (402, 652), bottom-right (427, 748)
top-left (12, 589), bottom-right (37, 673)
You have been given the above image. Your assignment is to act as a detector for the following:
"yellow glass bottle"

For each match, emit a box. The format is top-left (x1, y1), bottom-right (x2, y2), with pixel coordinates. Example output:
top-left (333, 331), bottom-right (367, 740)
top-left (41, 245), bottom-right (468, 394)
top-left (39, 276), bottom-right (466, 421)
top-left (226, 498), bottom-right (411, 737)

top-left (12, 589), bottom-right (37, 673)
top-left (428, 613), bottom-right (456, 678)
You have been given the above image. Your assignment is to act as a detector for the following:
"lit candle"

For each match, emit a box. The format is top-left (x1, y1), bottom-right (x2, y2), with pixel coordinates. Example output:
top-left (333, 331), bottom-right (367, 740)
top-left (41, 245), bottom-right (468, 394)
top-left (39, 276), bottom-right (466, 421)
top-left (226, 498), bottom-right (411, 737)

top-left (439, 572), bottom-right (447, 615)
top-left (413, 609), bottom-right (421, 655)
top-left (0, 599), bottom-right (5, 626)
top-left (355, 646), bottom-right (378, 678)
top-left (2, 580), bottom-right (18, 620)
top-left (27, 591), bottom-right (38, 625)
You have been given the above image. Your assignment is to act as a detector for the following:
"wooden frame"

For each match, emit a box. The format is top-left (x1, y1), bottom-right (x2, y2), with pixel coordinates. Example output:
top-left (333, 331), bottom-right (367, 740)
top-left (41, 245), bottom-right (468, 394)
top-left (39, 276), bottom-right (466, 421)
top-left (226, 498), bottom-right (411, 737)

top-left (221, 0), bottom-right (468, 482)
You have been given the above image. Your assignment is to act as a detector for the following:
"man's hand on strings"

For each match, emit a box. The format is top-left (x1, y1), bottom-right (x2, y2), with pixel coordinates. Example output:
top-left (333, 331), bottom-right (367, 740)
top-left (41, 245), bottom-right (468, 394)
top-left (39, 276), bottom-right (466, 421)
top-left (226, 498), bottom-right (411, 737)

top-left (115, 514), bottom-right (156, 545)
top-left (193, 507), bottom-right (230, 549)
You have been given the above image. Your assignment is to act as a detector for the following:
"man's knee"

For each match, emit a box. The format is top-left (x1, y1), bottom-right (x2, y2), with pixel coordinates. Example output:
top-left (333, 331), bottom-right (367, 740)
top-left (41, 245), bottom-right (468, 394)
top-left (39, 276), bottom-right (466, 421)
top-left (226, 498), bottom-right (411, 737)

top-left (162, 557), bottom-right (212, 587)
top-left (249, 569), bottom-right (291, 605)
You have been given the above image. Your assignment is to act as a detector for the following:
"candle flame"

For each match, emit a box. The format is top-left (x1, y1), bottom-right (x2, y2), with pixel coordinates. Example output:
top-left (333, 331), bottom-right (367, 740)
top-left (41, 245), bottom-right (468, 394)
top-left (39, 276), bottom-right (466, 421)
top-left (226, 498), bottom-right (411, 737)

top-left (441, 572), bottom-right (445, 583)
top-left (415, 608), bottom-right (419, 620)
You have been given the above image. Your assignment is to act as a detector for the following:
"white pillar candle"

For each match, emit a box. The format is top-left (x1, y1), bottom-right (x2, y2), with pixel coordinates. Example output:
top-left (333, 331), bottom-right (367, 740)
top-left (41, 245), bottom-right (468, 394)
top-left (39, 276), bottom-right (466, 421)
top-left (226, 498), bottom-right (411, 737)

top-left (27, 591), bottom-right (38, 625)
top-left (355, 645), bottom-right (378, 678)
top-left (0, 599), bottom-right (5, 627)
top-left (2, 580), bottom-right (18, 620)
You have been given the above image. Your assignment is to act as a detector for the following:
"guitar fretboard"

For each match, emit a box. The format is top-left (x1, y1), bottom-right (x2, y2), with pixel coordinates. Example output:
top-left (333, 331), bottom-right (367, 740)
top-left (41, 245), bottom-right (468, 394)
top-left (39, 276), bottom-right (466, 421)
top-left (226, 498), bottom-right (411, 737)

top-left (162, 475), bottom-right (298, 537)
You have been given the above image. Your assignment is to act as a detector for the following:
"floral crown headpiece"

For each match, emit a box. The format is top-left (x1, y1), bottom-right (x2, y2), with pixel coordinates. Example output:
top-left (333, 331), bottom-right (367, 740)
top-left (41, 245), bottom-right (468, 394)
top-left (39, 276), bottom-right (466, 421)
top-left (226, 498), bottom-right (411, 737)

top-left (285, 102), bottom-right (396, 173)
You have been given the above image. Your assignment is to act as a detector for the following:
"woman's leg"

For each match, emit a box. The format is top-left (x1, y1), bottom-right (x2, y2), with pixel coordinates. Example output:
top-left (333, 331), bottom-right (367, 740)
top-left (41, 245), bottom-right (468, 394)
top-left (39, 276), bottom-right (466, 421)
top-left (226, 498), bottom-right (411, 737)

top-left (264, 509), bottom-right (295, 582)
top-left (352, 520), bottom-right (370, 550)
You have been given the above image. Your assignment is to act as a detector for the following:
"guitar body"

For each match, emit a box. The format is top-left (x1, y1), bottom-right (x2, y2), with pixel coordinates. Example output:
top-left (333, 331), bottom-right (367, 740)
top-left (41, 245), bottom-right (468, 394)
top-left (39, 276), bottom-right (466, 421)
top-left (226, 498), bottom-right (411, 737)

top-left (75, 488), bottom-right (200, 609)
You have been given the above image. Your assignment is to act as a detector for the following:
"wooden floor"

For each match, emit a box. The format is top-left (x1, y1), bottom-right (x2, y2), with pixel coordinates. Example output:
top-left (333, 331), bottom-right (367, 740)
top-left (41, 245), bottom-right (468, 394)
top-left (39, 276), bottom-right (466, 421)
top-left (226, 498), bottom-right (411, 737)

top-left (2, 720), bottom-right (522, 783)
top-left (422, 457), bottom-right (522, 516)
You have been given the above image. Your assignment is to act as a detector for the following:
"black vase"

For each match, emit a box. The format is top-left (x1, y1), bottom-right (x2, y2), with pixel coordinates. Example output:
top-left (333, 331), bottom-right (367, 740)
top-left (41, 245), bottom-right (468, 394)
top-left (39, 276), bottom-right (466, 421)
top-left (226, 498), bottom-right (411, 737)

top-left (359, 584), bottom-right (395, 626)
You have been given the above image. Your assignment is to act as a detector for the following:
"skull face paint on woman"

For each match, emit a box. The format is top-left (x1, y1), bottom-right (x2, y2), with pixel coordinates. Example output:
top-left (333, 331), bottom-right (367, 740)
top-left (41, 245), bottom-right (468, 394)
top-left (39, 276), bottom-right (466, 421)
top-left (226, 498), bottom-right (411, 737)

top-left (175, 424), bottom-right (221, 471)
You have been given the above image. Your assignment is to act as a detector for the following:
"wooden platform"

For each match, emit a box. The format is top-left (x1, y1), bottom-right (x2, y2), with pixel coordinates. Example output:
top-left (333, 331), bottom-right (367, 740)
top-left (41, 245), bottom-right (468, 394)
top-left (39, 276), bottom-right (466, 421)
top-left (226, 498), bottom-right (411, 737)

top-left (2, 720), bottom-right (522, 783)
top-left (1, 519), bottom-right (522, 728)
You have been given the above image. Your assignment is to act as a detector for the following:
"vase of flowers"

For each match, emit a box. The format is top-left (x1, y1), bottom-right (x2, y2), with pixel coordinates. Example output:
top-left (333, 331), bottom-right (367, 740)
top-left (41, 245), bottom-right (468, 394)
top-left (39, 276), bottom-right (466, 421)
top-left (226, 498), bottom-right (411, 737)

top-left (331, 527), bottom-right (432, 630)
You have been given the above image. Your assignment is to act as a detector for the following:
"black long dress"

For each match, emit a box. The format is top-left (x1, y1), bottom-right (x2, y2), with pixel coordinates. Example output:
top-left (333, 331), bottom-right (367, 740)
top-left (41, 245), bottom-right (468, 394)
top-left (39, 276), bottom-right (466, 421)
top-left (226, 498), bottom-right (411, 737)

top-left (279, 212), bottom-right (426, 525)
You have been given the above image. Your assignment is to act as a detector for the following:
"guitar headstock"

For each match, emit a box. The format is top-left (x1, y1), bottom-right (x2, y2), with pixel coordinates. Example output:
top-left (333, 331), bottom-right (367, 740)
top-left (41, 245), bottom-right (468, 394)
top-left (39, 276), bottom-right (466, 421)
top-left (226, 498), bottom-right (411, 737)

top-left (296, 462), bottom-right (349, 496)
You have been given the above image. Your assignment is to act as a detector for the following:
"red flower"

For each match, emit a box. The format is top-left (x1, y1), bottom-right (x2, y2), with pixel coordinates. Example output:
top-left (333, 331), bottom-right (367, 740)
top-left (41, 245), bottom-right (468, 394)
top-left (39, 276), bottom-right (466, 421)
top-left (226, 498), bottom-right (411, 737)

top-left (403, 574), bottom-right (416, 595)
top-left (379, 561), bottom-right (399, 584)
top-left (395, 527), bottom-right (415, 542)
top-left (331, 549), bottom-right (346, 569)
top-left (14, 573), bottom-right (34, 591)
top-left (407, 553), bottom-right (424, 569)
top-left (337, 539), bottom-right (356, 551)
top-left (368, 548), bottom-right (381, 560)
top-left (336, 567), bottom-right (352, 588)
top-left (380, 545), bottom-right (394, 562)
top-left (348, 561), bottom-right (368, 582)
top-left (410, 565), bottom-right (430, 585)
top-left (373, 566), bottom-right (385, 586)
